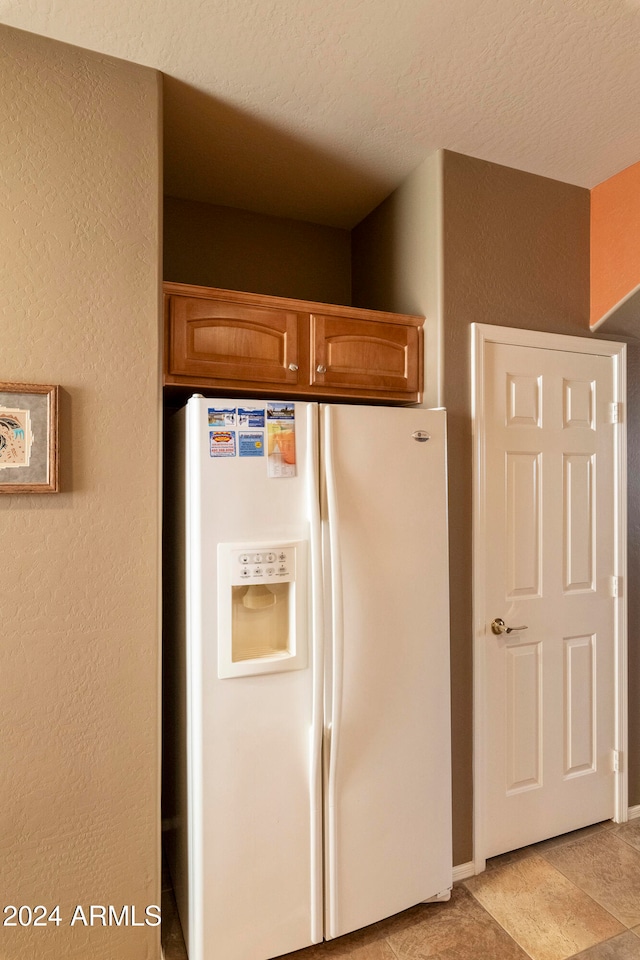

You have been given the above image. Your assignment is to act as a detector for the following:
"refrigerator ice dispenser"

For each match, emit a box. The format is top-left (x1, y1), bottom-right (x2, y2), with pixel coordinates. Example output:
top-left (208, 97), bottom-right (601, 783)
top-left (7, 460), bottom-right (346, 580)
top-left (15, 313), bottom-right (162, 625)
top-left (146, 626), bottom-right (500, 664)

top-left (217, 541), bottom-right (308, 678)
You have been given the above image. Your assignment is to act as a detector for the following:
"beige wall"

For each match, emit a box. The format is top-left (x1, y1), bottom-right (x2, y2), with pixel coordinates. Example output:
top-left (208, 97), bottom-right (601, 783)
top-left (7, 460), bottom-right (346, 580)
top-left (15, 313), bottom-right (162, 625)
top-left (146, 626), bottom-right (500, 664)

top-left (352, 150), bottom-right (595, 866)
top-left (442, 151), bottom-right (592, 864)
top-left (164, 196), bottom-right (351, 304)
top-left (0, 26), bottom-right (161, 960)
top-left (351, 152), bottom-right (443, 408)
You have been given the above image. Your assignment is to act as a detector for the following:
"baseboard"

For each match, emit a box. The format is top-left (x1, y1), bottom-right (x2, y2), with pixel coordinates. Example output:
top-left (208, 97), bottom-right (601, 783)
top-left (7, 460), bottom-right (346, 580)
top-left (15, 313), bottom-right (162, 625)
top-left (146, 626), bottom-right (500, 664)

top-left (628, 804), bottom-right (640, 820)
top-left (452, 861), bottom-right (476, 881)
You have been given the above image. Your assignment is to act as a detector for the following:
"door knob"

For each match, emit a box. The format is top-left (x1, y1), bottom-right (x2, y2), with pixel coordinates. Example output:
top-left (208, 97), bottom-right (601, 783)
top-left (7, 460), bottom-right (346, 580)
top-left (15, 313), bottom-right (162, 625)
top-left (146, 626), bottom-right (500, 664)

top-left (491, 618), bottom-right (528, 635)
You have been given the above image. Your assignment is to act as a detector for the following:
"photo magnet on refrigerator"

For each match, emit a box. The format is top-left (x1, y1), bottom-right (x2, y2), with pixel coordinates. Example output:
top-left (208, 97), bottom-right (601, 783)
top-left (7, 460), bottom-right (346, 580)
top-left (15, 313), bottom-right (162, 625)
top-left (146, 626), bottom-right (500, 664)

top-left (266, 402), bottom-right (296, 478)
top-left (210, 430), bottom-right (236, 457)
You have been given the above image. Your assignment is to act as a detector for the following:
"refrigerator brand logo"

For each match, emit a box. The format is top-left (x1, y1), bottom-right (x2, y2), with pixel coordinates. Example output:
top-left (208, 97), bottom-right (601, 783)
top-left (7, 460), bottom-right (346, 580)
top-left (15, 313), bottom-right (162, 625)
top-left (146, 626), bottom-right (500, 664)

top-left (412, 430), bottom-right (431, 442)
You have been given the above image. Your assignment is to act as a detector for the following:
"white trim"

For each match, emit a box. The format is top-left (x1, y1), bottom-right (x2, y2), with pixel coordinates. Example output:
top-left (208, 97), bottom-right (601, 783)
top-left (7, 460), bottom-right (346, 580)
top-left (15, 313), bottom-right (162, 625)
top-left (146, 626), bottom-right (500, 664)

top-left (434, 149), bottom-right (445, 409)
top-left (613, 345), bottom-right (628, 826)
top-left (472, 322), bottom-right (628, 356)
top-left (471, 324), bottom-right (489, 874)
top-left (471, 323), bottom-right (628, 865)
top-left (590, 279), bottom-right (640, 332)
top-left (612, 341), bottom-right (629, 823)
top-left (628, 804), bottom-right (640, 820)
top-left (452, 861), bottom-right (477, 882)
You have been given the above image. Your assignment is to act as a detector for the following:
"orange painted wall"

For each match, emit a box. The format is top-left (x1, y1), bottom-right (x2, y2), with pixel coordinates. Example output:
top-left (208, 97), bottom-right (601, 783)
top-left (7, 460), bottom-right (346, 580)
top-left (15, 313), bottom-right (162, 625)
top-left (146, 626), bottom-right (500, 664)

top-left (591, 160), bottom-right (640, 326)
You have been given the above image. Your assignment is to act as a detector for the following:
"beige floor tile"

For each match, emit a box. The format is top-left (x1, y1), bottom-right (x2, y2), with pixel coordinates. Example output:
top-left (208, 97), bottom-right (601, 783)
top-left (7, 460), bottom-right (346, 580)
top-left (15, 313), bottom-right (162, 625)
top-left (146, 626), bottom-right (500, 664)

top-left (485, 821), bottom-right (614, 872)
top-left (383, 885), bottom-right (530, 959)
top-left (543, 832), bottom-right (640, 928)
top-left (161, 886), bottom-right (188, 960)
top-left (465, 854), bottom-right (624, 960)
top-left (612, 820), bottom-right (640, 853)
top-left (570, 931), bottom-right (640, 959)
top-left (485, 844), bottom-right (537, 872)
top-left (283, 888), bottom-right (530, 960)
top-left (535, 820), bottom-right (615, 850)
top-left (280, 922), bottom-right (398, 959)
top-left (163, 929), bottom-right (189, 960)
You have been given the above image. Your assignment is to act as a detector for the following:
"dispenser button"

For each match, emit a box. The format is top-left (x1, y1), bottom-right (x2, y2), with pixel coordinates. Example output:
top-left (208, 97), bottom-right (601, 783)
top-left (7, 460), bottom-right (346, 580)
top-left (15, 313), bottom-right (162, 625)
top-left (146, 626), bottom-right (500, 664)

top-left (253, 553), bottom-right (263, 563)
top-left (239, 554), bottom-right (250, 564)
top-left (266, 567), bottom-right (275, 577)
top-left (278, 551), bottom-right (287, 561)
top-left (278, 564), bottom-right (288, 576)
top-left (240, 566), bottom-right (250, 578)
top-left (265, 552), bottom-right (276, 563)
top-left (253, 566), bottom-right (263, 577)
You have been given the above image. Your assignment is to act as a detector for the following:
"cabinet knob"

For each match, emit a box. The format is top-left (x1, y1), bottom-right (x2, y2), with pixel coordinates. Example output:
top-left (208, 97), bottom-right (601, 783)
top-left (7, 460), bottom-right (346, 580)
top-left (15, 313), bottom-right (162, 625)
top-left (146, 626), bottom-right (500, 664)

top-left (316, 365), bottom-right (327, 374)
top-left (288, 363), bottom-right (299, 372)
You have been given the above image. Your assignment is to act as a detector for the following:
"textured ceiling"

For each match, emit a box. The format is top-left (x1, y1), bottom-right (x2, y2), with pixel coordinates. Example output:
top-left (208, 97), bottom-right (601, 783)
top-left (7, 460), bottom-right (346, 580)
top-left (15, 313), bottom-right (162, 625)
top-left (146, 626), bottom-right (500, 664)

top-left (3, 0), bottom-right (640, 227)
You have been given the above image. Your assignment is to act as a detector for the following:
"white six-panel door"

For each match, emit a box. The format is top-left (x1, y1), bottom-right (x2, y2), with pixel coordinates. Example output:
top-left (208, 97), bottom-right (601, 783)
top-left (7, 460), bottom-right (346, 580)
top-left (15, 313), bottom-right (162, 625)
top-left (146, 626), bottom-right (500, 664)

top-left (473, 325), bottom-right (627, 864)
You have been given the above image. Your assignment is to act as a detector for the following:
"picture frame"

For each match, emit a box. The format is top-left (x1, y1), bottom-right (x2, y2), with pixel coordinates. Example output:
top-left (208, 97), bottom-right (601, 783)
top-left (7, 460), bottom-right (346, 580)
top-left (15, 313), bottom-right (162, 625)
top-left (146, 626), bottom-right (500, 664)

top-left (0, 382), bottom-right (59, 493)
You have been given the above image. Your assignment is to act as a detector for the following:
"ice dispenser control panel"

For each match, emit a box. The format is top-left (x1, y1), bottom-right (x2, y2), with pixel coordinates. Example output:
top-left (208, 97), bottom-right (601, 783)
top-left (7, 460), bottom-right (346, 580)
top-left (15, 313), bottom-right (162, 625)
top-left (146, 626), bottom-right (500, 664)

top-left (232, 547), bottom-right (295, 585)
top-left (218, 540), bottom-right (307, 679)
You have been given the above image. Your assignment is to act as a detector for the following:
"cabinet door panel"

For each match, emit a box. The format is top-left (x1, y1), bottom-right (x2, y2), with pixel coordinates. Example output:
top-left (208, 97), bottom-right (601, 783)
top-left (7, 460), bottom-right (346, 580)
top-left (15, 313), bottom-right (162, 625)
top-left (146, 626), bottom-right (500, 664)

top-left (312, 314), bottom-right (420, 396)
top-left (163, 284), bottom-right (423, 403)
top-left (168, 296), bottom-right (301, 387)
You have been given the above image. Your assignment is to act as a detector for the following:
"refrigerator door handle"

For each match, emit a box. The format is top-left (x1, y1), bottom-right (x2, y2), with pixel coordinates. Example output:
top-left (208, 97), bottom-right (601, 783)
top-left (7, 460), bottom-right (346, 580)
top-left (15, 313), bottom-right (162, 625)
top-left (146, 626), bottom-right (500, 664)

top-left (324, 404), bottom-right (344, 939)
top-left (307, 403), bottom-right (324, 943)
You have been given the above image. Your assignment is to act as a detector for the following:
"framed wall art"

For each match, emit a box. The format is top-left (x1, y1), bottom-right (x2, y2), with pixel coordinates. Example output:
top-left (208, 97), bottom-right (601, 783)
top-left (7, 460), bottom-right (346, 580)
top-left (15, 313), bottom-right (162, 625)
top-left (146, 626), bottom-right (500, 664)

top-left (0, 382), bottom-right (59, 493)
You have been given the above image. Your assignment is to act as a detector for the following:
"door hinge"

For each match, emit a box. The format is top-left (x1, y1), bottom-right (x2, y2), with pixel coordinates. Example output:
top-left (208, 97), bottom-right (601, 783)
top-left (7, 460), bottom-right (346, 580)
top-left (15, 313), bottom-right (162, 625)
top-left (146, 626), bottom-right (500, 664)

top-left (613, 749), bottom-right (623, 773)
top-left (610, 575), bottom-right (623, 598)
top-left (610, 401), bottom-right (623, 424)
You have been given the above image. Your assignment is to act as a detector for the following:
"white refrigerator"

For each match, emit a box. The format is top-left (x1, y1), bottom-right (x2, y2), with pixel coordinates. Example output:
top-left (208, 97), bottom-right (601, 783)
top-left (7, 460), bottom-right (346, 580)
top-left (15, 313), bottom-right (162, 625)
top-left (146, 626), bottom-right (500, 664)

top-left (164, 396), bottom-right (452, 960)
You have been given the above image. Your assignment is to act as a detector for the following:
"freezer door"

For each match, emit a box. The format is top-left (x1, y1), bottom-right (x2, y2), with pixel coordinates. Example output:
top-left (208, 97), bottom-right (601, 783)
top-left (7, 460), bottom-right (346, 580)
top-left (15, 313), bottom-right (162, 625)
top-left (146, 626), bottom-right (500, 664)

top-left (182, 397), bottom-right (323, 960)
top-left (321, 404), bottom-right (452, 939)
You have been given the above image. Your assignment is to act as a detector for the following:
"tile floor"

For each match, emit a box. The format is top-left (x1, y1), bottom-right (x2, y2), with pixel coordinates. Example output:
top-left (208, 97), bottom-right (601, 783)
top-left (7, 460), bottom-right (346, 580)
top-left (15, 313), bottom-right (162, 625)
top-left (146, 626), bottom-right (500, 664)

top-left (162, 819), bottom-right (640, 960)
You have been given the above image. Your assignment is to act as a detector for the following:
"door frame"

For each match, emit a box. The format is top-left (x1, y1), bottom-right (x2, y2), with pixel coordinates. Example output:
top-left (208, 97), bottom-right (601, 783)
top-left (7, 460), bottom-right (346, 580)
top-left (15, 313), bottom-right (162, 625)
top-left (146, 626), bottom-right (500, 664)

top-left (471, 322), bottom-right (627, 872)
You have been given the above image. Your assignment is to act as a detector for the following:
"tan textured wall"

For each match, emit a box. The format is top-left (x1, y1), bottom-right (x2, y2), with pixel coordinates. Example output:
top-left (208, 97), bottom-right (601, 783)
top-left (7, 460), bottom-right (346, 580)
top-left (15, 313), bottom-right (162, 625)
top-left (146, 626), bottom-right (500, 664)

top-left (0, 26), bottom-right (161, 960)
top-left (351, 152), bottom-right (443, 408)
top-left (442, 150), bottom-right (591, 864)
top-left (164, 196), bottom-right (352, 304)
top-left (351, 150), bottom-right (593, 866)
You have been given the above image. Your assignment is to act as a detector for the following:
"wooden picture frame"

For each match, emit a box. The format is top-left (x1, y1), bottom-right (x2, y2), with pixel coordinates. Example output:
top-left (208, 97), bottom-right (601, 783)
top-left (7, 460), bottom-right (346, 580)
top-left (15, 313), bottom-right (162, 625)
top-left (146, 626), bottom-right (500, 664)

top-left (0, 382), bottom-right (59, 493)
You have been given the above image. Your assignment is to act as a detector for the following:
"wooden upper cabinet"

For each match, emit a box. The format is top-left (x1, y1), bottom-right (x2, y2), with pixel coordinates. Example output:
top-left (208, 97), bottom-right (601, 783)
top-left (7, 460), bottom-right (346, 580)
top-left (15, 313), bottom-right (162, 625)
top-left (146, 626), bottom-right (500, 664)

top-left (164, 282), bottom-right (423, 403)
top-left (166, 288), bottom-right (303, 389)
top-left (311, 313), bottom-right (420, 397)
